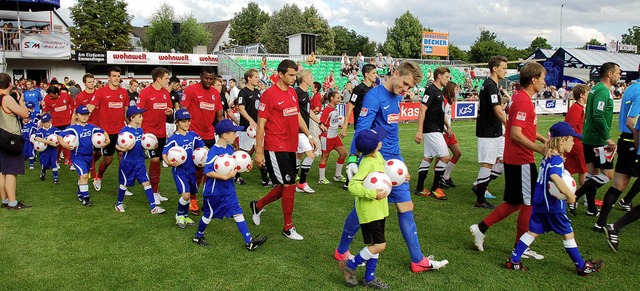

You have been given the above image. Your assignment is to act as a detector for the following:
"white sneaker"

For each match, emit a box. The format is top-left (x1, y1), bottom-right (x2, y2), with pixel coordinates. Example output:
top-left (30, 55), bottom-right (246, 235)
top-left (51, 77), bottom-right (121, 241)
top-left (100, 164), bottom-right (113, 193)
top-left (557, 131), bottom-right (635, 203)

top-left (522, 248), bottom-right (544, 260)
top-left (153, 193), bottom-right (162, 205)
top-left (469, 224), bottom-right (485, 251)
top-left (29, 166), bottom-right (34, 170)
top-left (162, 161), bottom-right (168, 168)
top-left (93, 179), bottom-right (102, 191)
top-left (296, 182), bottom-right (315, 193)
top-left (427, 255), bottom-right (449, 270)
top-left (69, 165), bottom-right (76, 171)
top-left (151, 206), bottom-right (166, 214)
top-left (125, 190), bottom-right (133, 196)
top-left (156, 192), bottom-right (169, 202)
top-left (283, 227), bottom-right (304, 240)
top-left (250, 201), bottom-right (262, 225)
top-left (114, 203), bottom-right (126, 212)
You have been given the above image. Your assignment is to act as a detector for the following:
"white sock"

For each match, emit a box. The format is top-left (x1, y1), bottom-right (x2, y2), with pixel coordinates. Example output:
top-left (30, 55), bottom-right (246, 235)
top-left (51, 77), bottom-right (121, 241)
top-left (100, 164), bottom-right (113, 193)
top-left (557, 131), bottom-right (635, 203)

top-left (319, 167), bottom-right (326, 181)
top-left (335, 163), bottom-right (344, 177)
top-left (443, 161), bottom-right (456, 180)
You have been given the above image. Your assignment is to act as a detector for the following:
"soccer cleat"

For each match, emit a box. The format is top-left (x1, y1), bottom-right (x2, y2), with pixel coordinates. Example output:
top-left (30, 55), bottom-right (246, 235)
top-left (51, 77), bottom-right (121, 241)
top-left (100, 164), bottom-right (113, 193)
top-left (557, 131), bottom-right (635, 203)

top-left (475, 202), bottom-right (495, 209)
top-left (184, 217), bottom-right (196, 226)
top-left (250, 200), bottom-right (262, 225)
top-left (586, 209), bottom-right (601, 217)
top-left (125, 190), bottom-right (134, 196)
top-left (77, 196), bottom-right (83, 202)
top-left (235, 177), bottom-right (247, 185)
top-left (504, 259), bottom-right (528, 271)
top-left (69, 165), bottom-right (76, 171)
top-left (53, 179), bottom-right (59, 184)
top-left (82, 197), bottom-right (93, 207)
top-left (438, 177), bottom-right (450, 189)
top-left (29, 166), bottom-right (34, 170)
top-left (153, 194), bottom-right (162, 205)
top-left (283, 227), bottom-right (304, 240)
top-left (114, 203), bottom-right (126, 212)
top-left (317, 178), bottom-right (331, 185)
top-left (295, 182), bottom-right (315, 193)
top-left (246, 235), bottom-right (268, 251)
top-left (189, 198), bottom-right (200, 216)
top-left (484, 190), bottom-right (497, 199)
top-left (39, 171), bottom-right (45, 181)
top-left (333, 249), bottom-right (352, 261)
top-left (411, 256), bottom-right (449, 273)
top-left (577, 259), bottom-right (604, 276)
top-left (338, 260), bottom-right (358, 287)
top-left (151, 206), bottom-right (166, 214)
top-left (568, 202), bottom-right (577, 216)
top-left (93, 179), bottom-right (102, 191)
top-left (592, 223), bottom-right (604, 233)
top-left (443, 178), bottom-right (456, 188)
top-left (0, 203), bottom-right (7, 208)
top-left (432, 188), bottom-right (448, 200)
top-left (618, 199), bottom-right (632, 212)
top-left (192, 235), bottom-right (209, 246)
top-left (604, 224), bottom-right (619, 252)
top-left (334, 175), bottom-right (347, 182)
top-left (360, 277), bottom-right (390, 289)
top-left (6, 201), bottom-right (32, 210)
top-left (415, 188), bottom-right (431, 197)
top-left (469, 224), bottom-right (485, 251)
top-left (176, 215), bottom-right (186, 228)
top-left (262, 180), bottom-right (273, 187)
top-left (521, 248), bottom-right (544, 260)
top-left (156, 193), bottom-right (169, 202)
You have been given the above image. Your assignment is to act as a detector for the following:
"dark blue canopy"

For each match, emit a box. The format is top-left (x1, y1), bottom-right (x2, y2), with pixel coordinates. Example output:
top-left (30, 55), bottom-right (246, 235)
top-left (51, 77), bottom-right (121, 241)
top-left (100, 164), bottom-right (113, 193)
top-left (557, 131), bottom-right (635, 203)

top-left (0, 0), bottom-right (60, 12)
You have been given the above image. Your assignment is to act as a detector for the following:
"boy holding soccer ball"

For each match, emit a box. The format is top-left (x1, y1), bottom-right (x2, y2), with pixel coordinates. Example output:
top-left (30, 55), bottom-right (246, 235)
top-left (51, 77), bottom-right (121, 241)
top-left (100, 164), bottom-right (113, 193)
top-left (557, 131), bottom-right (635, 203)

top-left (505, 122), bottom-right (603, 276)
top-left (58, 106), bottom-right (109, 206)
top-left (34, 113), bottom-right (60, 184)
top-left (192, 119), bottom-right (268, 251)
top-left (163, 109), bottom-right (205, 228)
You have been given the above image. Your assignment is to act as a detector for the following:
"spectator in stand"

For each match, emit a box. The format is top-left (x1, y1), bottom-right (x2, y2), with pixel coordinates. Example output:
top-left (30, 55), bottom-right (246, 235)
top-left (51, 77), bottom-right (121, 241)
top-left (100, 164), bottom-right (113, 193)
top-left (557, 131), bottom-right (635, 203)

top-left (306, 51), bottom-right (318, 66)
top-left (348, 69), bottom-right (359, 87)
top-left (68, 80), bottom-right (80, 98)
top-left (375, 53), bottom-right (385, 69)
top-left (385, 54), bottom-right (394, 68)
top-left (470, 67), bottom-right (476, 79)
top-left (341, 53), bottom-right (351, 76)
top-left (260, 56), bottom-right (268, 69)
top-left (229, 78), bottom-right (239, 106)
top-left (356, 51), bottom-right (365, 72)
top-left (558, 85), bottom-right (567, 99)
top-left (259, 68), bottom-right (268, 84)
top-left (296, 61), bottom-right (304, 72)
top-left (341, 82), bottom-right (353, 103)
top-left (127, 79), bottom-right (139, 107)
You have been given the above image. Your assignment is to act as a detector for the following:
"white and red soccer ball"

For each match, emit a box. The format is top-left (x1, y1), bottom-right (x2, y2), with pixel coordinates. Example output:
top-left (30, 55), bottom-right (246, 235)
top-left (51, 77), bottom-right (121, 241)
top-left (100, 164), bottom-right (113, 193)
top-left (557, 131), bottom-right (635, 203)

top-left (384, 159), bottom-right (409, 186)
top-left (548, 170), bottom-right (577, 200)
top-left (91, 132), bottom-right (107, 148)
top-left (167, 146), bottom-right (188, 166)
top-left (46, 134), bottom-right (59, 146)
top-left (363, 172), bottom-right (392, 194)
top-left (63, 134), bottom-right (79, 149)
top-left (117, 132), bottom-right (135, 148)
top-left (233, 150), bottom-right (252, 173)
top-left (192, 147), bottom-right (209, 167)
top-left (246, 126), bottom-right (257, 139)
top-left (33, 141), bottom-right (47, 152)
top-left (214, 154), bottom-right (237, 175)
top-left (141, 133), bottom-right (158, 150)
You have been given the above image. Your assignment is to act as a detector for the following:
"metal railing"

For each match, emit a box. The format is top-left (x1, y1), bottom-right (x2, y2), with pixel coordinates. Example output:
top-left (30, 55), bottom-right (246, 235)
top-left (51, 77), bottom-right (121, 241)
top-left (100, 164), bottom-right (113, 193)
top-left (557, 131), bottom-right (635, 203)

top-left (217, 51), bottom-right (246, 81)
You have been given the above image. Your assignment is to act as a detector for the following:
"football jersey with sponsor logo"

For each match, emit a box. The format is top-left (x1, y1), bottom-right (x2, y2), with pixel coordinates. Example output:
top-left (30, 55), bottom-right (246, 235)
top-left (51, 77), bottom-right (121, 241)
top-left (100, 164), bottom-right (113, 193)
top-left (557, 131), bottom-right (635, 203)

top-left (295, 87), bottom-right (311, 131)
top-left (59, 123), bottom-right (104, 156)
top-left (504, 90), bottom-right (537, 165)
top-left (532, 155), bottom-right (566, 214)
top-left (421, 83), bottom-right (446, 133)
top-left (476, 77), bottom-right (503, 137)
top-left (237, 87), bottom-right (261, 127)
top-left (257, 85), bottom-right (300, 152)
top-left (310, 92), bottom-right (322, 114)
top-left (75, 90), bottom-right (99, 125)
top-left (202, 144), bottom-right (235, 197)
top-left (137, 86), bottom-right (172, 137)
top-left (319, 104), bottom-right (339, 139)
top-left (43, 93), bottom-right (73, 127)
top-left (180, 83), bottom-right (223, 140)
top-left (91, 86), bottom-right (128, 134)
top-left (119, 125), bottom-right (145, 161)
top-left (163, 130), bottom-right (205, 174)
top-left (349, 82), bottom-right (373, 127)
top-left (583, 82), bottom-right (613, 145)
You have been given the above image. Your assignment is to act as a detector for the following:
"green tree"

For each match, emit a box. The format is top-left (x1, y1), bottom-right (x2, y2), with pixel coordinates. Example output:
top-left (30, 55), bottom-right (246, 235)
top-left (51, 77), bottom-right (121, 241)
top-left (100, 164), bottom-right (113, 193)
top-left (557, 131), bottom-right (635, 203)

top-left (448, 43), bottom-right (468, 62)
top-left (581, 38), bottom-right (603, 49)
top-left (69, 0), bottom-right (133, 51)
top-left (622, 26), bottom-right (640, 51)
top-left (333, 26), bottom-right (376, 56)
top-left (229, 2), bottom-right (269, 46)
top-left (301, 6), bottom-right (334, 55)
top-left (383, 11), bottom-right (423, 58)
top-left (144, 4), bottom-right (211, 53)
top-left (524, 36), bottom-right (553, 56)
top-left (468, 30), bottom-right (511, 64)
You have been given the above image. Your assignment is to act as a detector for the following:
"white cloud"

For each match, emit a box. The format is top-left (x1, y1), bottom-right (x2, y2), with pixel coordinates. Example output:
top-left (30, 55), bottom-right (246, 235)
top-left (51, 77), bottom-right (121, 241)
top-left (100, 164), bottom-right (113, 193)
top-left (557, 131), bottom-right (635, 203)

top-left (566, 26), bottom-right (607, 44)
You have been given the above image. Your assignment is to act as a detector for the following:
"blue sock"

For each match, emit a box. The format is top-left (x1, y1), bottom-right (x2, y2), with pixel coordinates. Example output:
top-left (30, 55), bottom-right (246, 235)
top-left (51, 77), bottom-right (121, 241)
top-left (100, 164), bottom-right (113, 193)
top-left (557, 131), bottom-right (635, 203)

top-left (196, 217), bottom-right (210, 237)
top-left (79, 184), bottom-right (89, 198)
top-left (564, 238), bottom-right (585, 269)
top-left (337, 208), bottom-right (360, 254)
top-left (53, 169), bottom-right (58, 180)
top-left (235, 219), bottom-right (252, 244)
top-left (117, 185), bottom-right (126, 204)
top-left (348, 254), bottom-right (365, 270)
top-left (398, 211), bottom-right (423, 263)
top-left (29, 158), bottom-right (34, 166)
top-left (511, 233), bottom-right (535, 263)
top-left (177, 197), bottom-right (189, 217)
top-left (143, 185), bottom-right (156, 209)
top-left (364, 255), bottom-right (379, 282)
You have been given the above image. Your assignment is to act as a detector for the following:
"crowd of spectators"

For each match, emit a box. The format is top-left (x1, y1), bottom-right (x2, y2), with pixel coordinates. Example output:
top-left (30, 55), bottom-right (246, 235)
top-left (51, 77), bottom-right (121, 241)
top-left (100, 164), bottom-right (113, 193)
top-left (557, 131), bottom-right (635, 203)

top-left (2, 22), bottom-right (52, 51)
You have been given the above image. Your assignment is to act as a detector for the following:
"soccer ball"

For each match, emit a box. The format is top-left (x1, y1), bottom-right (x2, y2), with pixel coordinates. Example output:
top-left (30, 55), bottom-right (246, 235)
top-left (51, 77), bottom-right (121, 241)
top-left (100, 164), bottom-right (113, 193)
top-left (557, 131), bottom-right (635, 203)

top-left (46, 134), bottom-right (59, 146)
top-left (547, 170), bottom-right (577, 200)
top-left (337, 116), bottom-right (345, 128)
top-left (246, 126), bottom-right (256, 139)
top-left (91, 132), bottom-right (107, 148)
top-left (192, 147), bottom-right (208, 167)
top-left (167, 146), bottom-right (188, 166)
top-left (214, 154), bottom-right (237, 175)
top-left (141, 133), bottom-right (158, 150)
top-left (63, 134), bottom-right (79, 149)
top-left (384, 159), bottom-right (409, 186)
top-left (363, 172), bottom-right (392, 194)
top-left (33, 141), bottom-right (47, 152)
top-left (117, 132), bottom-right (135, 148)
top-left (233, 150), bottom-right (252, 173)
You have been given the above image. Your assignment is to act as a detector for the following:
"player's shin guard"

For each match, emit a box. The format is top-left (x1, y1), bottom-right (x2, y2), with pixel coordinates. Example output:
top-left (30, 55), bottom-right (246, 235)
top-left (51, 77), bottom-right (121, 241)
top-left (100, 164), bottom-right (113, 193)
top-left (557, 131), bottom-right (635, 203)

top-left (443, 159), bottom-right (457, 180)
top-left (149, 160), bottom-right (161, 193)
top-left (336, 157), bottom-right (345, 177)
top-left (511, 232), bottom-right (535, 263)
top-left (178, 197), bottom-right (189, 216)
top-left (195, 167), bottom-right (204, 187)
top-left (482, 202), bottom-right (520, 228)
top-left (516, 205), bottom-right (532, 245)
top-left (234, 215), bottom-right (252, 244)
top-left (348, 247), bottom-right (373, 270)
top-left (300, 157), bottom-right (313, 184)
top-left (196, 216), bottom-right (211, 237)
top-left (598, 187), bottom-right (623, 226)
top-left (564, 238), bottom-right (585, 269)
top-left (415, 160), bottom-right (430, 192)
top-left (143, 185), bottom-right (156, 209)
top-left (257, 184), bottom-right (283, 210)
top-left (259, 166), bottom-right (269, 183)
top-left (78, 183), bottom-right (89, 198)
top-left (364, 254), bottom-right (379, 282)
top-left (318, 163), bottom-right (327, 181)
top-left (281, 185), bottom-right (296, 231)
top-left (337, 208), bottom-right (361, 254)
top-left (398, 211), bottom-right (423, 263)
top-left (431, 161), bottom-right (446, 191)
top-left (490, 161), bottom-right (504, 181)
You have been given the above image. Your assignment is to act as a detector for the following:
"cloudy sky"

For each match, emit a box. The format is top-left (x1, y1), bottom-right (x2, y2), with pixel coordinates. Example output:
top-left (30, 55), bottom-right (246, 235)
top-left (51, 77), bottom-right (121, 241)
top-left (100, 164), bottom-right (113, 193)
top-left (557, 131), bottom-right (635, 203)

top-left (57, 0), bottom-right (639, 50)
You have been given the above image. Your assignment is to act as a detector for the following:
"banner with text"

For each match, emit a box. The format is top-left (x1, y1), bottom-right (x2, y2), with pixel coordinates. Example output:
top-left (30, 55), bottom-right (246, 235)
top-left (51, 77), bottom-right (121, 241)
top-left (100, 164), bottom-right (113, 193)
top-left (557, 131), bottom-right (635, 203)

top-left (422, 32), bottom-right (449, 57)
top-left (106, 51), bottom-right (219, 66)
top-left (20, 33), bottom-right (71, 59)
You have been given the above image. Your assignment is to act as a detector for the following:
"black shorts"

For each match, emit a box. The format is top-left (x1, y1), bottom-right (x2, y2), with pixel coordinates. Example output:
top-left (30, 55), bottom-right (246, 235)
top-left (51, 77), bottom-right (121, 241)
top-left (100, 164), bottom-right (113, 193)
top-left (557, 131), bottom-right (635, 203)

top-left (203, 139), bottom-right (216, 149)
top-left (361, 219), bottom-right (386, 245)
top-left (264, 150), bottom-right (296, 185)
top-left (101, 134), bottom-right (119, 156)
top-left (583, 143), bottom-right (614, 170)
top-left (0, 150), bottom-right (25, 175)
top-left (614, 134), bottom-right (639, 177)
top-left (504, 163), bottom-right (537, 206)
top-left (148, 137), bottom-right (167, 159)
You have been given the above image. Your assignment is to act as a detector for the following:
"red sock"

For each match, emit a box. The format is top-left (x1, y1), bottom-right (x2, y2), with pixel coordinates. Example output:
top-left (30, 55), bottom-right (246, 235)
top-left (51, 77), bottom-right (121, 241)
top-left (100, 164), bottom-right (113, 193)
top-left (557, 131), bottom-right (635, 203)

top-left (195, 168), bottom-right (204, 188)
top-left (97, 160), bottom-right (109, 179)
top-left (337, 157), bottom-right (345, 164)
top-left (149, 160), bottom-right (161, 193)
top-left (516, 205), bottom-right (532, 244)
top-left (257, 185), bottom-right (283, 210)
top-left (450, 156), bottom-right (459, 164)
top-left (319, 163), bottom-right (326, 169)
top-left (281, 185), bottom-right (296, 231)
top-left (90, 151), bottom-right (100, 178)
top-left (482, 202), bottom-right (520, 228)
top-left (64, 148), bottom-right (72, 164)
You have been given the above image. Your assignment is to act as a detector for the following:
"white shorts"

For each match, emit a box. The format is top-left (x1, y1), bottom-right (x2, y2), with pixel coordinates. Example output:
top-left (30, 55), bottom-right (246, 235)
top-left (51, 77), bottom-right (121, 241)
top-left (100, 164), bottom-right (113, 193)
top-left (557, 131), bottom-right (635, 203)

top-left (477, 137), bottom-right (504, 164)
top-left (238, 131), bottom-right (255, 151)
top-left (297, 133), bottom-right (313, 153)
top-left (423, 132), bottom-right (449, 158)
top-left (165, 123), bottom-right (176, 138)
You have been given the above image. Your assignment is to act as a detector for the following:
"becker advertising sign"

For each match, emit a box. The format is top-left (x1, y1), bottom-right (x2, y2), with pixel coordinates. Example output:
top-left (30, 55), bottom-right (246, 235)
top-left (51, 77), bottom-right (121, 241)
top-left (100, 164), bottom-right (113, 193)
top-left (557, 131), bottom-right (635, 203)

top-left (422, 31), bottom-right (449, 57)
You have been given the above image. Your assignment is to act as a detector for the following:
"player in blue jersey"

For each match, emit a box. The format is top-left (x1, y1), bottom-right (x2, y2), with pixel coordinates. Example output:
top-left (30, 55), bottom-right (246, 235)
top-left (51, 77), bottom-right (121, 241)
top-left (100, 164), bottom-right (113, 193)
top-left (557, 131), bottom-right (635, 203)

top-left (22, 102), bottom-right (39, 170)
top-left (505, 122), bottom-right (603, 276)
top-left (58, 106), bottom-right (109, 206)
top-left (113, 106), bottom-right (165, 214)
top-left (23, 80), bottom-right (43, 114)
top-left (193, 119), bottom-right (268, 251)
top-left (163, 109), bottom-right (205, 228)
top-left (34, 113), bottom-right (60, 183)
top-left (333, 61), bottom-right (449, 273)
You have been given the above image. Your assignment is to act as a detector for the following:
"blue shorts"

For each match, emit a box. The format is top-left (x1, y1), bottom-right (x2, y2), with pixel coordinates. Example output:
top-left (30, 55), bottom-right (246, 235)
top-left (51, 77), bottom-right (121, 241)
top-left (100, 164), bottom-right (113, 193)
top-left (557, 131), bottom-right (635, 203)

top-left (202, 195), bottom-right (243, 220)
top-left (72, 154), bottom-right (92, 176)
top-left (119, 159), bottom-right (149, 187)
top-left (172, 170), bottom-right (197, 195)
top-left (383, 154), bottom-right (411, 204)
top-left (529, 212), bottom-right (574, 235)
top-left (40, 149), bottom-right (58, 170)
top-left (23, 142), bottom-right (35, 159)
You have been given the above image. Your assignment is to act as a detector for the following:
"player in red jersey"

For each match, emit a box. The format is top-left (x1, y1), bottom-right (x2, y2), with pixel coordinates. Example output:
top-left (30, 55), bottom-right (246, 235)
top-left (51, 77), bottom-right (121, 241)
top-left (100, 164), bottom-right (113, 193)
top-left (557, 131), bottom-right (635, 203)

top-left (42, 85), bottom-right (74, 167)
top-left (87, 66), bottom-right (128, 192)
top-left (564, 84), bottom-right (589, 186)
top-left (137, 67), bottom-right (174, 204)
top-left (73, 74), bottom-right (102, 178)
top-left (180, 66), bottom-right (223, 215)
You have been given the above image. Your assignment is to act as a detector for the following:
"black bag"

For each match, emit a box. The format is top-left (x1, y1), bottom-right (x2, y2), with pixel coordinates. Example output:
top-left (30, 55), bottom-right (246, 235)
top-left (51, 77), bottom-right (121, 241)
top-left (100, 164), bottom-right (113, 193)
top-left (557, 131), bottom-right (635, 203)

top-left (0, 94), bottom-right (24, 155)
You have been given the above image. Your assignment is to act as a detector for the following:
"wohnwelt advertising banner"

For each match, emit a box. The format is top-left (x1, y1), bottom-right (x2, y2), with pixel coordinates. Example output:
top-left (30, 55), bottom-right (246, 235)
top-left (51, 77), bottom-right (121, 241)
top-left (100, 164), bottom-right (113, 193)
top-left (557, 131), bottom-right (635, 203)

top-left (106, 51), bottom-right (218, 66)
top-left (20, 33), bottom-right (71, 59)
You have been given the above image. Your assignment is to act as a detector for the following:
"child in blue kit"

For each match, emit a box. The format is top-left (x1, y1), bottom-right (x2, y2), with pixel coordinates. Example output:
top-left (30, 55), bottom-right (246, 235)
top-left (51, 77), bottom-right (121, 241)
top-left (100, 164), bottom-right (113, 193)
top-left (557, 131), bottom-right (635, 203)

top-left (162, 109), bottom-right (205, 228)
top-left (59, 106), bottom-right (109, 206)
top-left (22, 102), bottom-right (39, 170)
top-left (114, 106), bottom-right (165, 214)
top-left (34, 113), bottom-right (60, 184)
top-left (192, 119), bottom-right (268, 251)
top-left (505, 122), bottom-right (604, 276)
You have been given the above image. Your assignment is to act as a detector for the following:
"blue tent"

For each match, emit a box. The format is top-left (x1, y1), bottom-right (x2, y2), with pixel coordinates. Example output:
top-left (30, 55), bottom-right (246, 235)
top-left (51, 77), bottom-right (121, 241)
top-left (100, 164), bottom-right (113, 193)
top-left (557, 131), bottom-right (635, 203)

top-left (0, 0), bottom-right (60, 11)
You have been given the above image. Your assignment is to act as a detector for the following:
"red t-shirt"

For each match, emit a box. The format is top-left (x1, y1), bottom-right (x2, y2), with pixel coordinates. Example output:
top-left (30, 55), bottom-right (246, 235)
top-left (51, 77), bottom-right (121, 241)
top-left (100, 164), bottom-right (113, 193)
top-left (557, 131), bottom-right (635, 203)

top-left (565, 102), bottom-right (585, 148)
top-left (181, 83), bottom-right (222, 140)
top-left (43, 93), bottom-right (73, 127)
top-left (75, 90), bottom-right (99, 125)
top-left (258, 85), bottom-right (300, 152)
top-left (504, 91), bottom-right (537, 165)
top-left (137, 86), bottom-right (172, 138)
top-left (310, 92), bottom-right (322, 114)
top-left (91, 86), bottom-right (128, 134)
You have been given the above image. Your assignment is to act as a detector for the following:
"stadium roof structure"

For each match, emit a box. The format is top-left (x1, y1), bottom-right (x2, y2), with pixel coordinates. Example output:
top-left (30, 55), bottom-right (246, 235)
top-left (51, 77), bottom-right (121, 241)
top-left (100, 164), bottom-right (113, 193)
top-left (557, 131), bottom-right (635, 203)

top-left (551, 48), bottom-right (640, 76)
